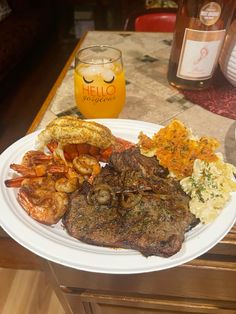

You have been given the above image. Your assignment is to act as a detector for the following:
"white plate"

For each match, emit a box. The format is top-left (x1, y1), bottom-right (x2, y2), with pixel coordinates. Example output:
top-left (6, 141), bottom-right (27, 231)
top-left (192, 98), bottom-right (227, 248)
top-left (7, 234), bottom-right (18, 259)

top-left (225, 68), bottom-right (236, 76)
top-left (0, 119), bottom-right (236, 274)
top-left (228, 62), bottom-right (236, 69)
top-left (223, 73), bottom-right (236, 86)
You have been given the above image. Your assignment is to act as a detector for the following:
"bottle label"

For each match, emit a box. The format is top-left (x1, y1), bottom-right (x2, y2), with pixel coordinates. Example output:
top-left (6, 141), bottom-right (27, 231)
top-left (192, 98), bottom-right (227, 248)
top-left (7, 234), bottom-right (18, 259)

top-left (200, 2), bottom-right (221, 26)
top-left (177, 29), bottom-right (226, 80)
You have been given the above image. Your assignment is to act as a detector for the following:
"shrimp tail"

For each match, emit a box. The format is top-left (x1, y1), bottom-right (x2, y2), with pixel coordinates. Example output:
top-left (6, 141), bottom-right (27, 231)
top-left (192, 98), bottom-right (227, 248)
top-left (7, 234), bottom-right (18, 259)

top-left (5, 177), bottom-right (25, 188)
top-left (47, 164), bottom-right (68, 174)
top-left (10, 164), bottom-right (36, 177)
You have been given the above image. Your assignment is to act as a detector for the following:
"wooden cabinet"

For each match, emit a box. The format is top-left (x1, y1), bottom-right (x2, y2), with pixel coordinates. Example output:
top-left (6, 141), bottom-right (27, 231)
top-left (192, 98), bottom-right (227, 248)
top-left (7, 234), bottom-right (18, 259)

top-left (66, 293), bottom-right (236, 314)
top-left (44, 249), bottom-right (236, 314)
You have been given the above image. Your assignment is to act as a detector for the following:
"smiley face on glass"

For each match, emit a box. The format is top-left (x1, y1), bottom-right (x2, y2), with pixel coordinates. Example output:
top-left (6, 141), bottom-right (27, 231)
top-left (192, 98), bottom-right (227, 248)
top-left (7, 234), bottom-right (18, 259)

top-left (82, 65), bottom-right (115, 84)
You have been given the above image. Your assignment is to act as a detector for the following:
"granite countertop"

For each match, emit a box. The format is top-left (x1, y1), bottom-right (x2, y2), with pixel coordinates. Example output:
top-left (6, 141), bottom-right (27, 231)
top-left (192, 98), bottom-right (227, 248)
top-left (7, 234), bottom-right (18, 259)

top-left (37, 31), bottom-right (235, 165)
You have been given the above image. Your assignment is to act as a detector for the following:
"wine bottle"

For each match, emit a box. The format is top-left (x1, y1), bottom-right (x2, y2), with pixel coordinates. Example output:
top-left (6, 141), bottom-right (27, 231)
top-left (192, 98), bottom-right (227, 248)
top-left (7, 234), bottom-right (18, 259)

top-left (167, 0), bottom-right (235, 90)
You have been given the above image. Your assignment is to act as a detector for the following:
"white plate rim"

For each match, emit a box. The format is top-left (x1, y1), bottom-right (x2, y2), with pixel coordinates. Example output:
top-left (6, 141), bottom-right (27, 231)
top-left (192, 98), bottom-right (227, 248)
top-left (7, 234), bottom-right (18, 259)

top-left (0, 118), bottom-right (235, 274)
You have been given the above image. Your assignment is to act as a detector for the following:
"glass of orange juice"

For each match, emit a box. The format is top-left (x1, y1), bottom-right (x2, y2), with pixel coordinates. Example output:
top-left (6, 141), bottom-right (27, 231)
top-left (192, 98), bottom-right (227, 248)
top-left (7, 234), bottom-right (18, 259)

top-left (74, 45), bottom-right (126, 118)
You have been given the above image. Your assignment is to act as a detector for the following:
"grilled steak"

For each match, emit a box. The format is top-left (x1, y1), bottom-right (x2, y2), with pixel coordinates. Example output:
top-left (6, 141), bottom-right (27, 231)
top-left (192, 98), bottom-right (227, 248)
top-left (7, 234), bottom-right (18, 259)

top-left (110, 146), bottom-right (169, 178)
top-left (63, 148), bottom-right (198, 257)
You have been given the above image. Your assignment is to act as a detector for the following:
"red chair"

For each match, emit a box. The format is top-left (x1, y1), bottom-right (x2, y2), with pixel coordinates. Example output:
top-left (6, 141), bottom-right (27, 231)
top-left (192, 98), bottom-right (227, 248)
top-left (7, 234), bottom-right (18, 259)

top-left (124, 8), bottom-right (177, 32)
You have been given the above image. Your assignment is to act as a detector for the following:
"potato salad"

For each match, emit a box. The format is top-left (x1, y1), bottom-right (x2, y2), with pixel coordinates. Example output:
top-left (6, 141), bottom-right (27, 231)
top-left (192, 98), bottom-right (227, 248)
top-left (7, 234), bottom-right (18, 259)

top-left (180, 154), bottom-right (236, 223)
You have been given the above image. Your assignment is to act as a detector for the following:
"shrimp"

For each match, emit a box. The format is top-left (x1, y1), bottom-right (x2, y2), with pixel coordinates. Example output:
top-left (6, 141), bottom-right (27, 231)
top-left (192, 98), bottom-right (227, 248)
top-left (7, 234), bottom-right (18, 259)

top-left (55, 177), bottom-right (79, 193)
top-left (8, 175), bottom-right (70, 225)
top-left (18, 185), bottom-right (68, 225)
top-left (53, 161), bottom-right (84, 193)
top-left (10, 163), bottom-right (47, 177)
top-left (5, 150), bottom-right (87, 225)
top-left (21, 150), bottom-right (53, 166)
top-left (8, 150), bottom-right (58, 179)
top-left (5, 149), bottom-right (69, 188)
top-left (5, 163), bottom-right (66, 188)
top-left (21, 177), bottom-right (56, 191)
top-left (72, 154), bottom-right (101, 183)
top-left (16, 176), bottom-right (69, 225)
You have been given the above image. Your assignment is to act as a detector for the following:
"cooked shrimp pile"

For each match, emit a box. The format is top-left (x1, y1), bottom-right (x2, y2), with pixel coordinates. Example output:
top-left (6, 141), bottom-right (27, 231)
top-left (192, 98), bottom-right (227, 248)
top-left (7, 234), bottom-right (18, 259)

top-left (5, 150), bottom-right (101, 225)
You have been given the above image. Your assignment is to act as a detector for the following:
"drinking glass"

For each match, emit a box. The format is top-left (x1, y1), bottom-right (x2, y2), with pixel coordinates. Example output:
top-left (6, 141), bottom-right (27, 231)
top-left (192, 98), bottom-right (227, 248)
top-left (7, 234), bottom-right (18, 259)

top-left (74, 45), bottom-right (126, 118)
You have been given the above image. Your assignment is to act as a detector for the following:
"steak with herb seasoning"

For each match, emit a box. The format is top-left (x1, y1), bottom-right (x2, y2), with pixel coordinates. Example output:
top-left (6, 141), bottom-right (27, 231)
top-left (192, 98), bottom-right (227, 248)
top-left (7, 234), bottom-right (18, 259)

top-left (63, 148), bottom-right (198, 257)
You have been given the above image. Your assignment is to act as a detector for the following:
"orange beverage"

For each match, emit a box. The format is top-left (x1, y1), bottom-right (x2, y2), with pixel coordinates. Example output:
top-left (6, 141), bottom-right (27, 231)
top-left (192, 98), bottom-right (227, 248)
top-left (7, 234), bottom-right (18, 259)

top-left (74, 46), bottom-right (126, 118)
